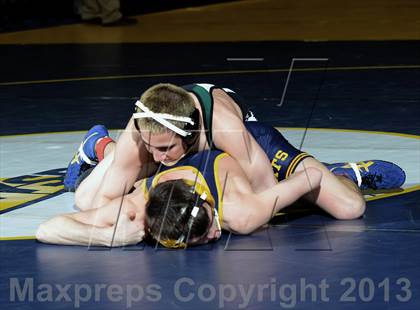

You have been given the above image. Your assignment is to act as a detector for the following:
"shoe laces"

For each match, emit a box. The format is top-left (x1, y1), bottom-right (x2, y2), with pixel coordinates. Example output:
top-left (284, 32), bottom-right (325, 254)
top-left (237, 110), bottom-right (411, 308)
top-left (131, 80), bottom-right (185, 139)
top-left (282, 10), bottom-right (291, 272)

top-left (361, 173), bottom-right (383, 190)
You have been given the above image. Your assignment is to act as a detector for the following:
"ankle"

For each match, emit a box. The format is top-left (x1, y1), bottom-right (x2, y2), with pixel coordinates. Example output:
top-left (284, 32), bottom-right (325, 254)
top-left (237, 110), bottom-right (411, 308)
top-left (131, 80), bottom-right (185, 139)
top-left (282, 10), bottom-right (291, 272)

top-left (95, 137), bottom-right (114, 161)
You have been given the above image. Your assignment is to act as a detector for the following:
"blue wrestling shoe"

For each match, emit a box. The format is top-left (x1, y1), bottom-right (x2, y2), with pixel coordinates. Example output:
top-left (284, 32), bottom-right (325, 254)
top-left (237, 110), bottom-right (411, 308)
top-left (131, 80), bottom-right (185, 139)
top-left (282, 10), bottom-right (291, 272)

top-left (326, 160), bottom-right (406, 190)
top-left (63, 125), bottom-right (109, 192)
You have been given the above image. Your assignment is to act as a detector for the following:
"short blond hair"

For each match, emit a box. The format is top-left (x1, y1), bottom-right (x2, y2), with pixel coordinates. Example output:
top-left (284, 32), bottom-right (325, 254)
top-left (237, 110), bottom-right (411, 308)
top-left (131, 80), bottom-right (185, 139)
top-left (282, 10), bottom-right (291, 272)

top-left (135, 83), bottom-right (195, 133)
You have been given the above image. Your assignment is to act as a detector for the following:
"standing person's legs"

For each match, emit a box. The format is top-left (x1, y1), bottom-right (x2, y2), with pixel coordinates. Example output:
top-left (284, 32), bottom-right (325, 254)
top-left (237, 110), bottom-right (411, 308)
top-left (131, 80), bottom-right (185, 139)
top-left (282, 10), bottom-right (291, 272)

top-left (75, 0), bottom-right (102, 22)
top-left (75, 0), bottom-right (122, 24)
top-left (97, 0), bottom-right (122, 24)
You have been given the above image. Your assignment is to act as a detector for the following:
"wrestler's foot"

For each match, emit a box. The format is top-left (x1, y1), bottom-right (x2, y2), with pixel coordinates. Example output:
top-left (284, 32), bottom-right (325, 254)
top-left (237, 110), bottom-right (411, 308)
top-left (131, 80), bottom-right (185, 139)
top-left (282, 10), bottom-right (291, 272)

top-left (63, 125), bottom-right (109, 192)
top-left (326, 160), bottom-right (406, 190)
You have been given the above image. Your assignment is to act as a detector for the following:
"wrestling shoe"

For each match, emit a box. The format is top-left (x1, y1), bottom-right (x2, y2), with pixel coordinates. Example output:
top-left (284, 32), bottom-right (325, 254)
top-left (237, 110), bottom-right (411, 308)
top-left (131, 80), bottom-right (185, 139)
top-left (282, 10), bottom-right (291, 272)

top-left (326, 160), bottom-right (406, 190)
top-left (63, 125), bottom-right (109, 192)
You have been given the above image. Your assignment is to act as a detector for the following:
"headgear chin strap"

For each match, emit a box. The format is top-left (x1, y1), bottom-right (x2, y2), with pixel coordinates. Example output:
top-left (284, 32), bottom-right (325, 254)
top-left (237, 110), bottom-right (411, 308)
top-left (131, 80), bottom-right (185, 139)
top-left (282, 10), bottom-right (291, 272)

top-left (133, 100), bottom-right (195, 137)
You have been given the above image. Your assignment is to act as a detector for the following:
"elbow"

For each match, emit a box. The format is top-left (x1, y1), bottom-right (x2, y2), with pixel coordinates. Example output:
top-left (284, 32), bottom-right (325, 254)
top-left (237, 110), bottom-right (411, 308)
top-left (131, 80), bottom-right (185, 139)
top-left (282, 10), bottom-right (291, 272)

top-left (36, 223), bottom-right (50, 243)
top-left (36, 216), bottom-right (66, 244)
top-left (229, 215), bottom-right (256, 235)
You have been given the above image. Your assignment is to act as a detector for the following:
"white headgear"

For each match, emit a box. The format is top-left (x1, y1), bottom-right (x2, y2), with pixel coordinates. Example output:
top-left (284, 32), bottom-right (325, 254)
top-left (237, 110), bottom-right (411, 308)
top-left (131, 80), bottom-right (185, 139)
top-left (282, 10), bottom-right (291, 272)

top-left (133, 100), bottom-right (195, 137)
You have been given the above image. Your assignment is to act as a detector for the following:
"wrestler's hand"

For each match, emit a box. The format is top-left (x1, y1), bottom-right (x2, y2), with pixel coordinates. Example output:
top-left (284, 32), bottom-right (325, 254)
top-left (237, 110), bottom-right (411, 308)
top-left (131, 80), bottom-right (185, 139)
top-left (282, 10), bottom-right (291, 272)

top-left (109, 211), bottom-right (145, 247)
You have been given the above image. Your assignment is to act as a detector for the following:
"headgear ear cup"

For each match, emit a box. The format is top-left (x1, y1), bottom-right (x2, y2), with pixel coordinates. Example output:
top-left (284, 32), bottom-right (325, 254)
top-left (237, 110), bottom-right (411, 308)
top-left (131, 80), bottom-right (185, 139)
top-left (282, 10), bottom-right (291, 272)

top-left (183, 108), bottom-right (201, 145)
top-left (133, 106), bottom-right (141, 131)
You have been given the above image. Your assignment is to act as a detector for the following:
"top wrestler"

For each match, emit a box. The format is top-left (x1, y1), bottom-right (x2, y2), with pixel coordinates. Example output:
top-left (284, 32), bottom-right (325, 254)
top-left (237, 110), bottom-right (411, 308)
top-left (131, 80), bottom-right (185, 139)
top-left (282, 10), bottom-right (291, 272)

top-left (38, 121), bottom-right (405, 247)
top-left (64, 83), bottom-right (278, 211)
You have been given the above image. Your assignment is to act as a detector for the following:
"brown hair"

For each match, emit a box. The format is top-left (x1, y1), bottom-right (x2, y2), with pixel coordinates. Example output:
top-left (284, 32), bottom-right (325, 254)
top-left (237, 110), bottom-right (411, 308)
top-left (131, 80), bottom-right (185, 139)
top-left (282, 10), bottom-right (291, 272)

top-left (135, 83), bottom-right (196, 134)
top-left (145, 179), bottom-right (210, 247)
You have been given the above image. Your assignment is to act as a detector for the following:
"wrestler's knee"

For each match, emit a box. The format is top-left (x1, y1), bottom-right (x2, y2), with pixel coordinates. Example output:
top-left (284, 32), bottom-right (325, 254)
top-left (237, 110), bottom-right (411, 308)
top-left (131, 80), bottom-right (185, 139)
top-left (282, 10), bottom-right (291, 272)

top-left (74, 183), bottom-right (95, 210)
top-left (334, 194), bottom-right (366, 220)
top-left (74, 167), bottom-right (96, 210)
top-left (74, 188), bottom-right (89, 210)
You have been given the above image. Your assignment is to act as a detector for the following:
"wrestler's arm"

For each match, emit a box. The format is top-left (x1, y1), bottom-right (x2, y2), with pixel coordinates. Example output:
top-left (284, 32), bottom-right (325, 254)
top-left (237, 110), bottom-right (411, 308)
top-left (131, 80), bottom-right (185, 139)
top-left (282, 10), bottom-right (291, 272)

top-left (36, 189), bottom-right (146, 246)
top-left (224, 168), bottom-right (322, 234)
top-left (213, 115), bottom-right (277, 193)
top-left (92, 117), bottom-right (152, 209)
top-left (36, 213), bottom-right (115, 246)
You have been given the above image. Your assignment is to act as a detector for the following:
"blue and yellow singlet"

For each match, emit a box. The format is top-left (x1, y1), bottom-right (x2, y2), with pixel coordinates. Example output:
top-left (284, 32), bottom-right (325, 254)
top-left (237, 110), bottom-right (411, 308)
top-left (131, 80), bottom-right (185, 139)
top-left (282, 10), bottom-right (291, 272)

top-left (143, 150), bottom-right (228, 227)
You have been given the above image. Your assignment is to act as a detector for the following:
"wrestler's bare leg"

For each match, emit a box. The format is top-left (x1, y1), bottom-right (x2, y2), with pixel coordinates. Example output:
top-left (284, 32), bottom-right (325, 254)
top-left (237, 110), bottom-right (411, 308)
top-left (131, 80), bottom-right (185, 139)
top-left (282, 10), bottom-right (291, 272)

top-left (295, 157), bottom-right (366, 220)
top-left (75, 142), bottom-right (116, 210)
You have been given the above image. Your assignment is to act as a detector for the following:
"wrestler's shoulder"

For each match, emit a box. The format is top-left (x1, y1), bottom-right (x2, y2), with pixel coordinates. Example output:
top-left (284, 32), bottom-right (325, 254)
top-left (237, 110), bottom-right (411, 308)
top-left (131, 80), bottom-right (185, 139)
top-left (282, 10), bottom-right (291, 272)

top-left (212, 94), bottom-right (243, 122)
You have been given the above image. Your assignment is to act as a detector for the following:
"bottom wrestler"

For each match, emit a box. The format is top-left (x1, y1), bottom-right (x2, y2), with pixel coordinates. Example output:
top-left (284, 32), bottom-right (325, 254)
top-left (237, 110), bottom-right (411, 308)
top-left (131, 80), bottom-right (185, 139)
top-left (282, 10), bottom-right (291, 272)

top-left (145, 122), bottom-right (406, 247)
top-left (36, 123), bottom-right (405, 247)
